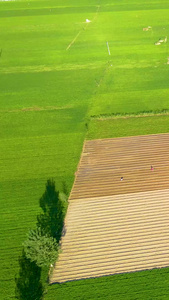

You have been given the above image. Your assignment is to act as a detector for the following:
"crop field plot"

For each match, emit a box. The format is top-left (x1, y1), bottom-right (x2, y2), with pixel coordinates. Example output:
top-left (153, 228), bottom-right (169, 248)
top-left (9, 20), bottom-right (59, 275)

top-left (0, 1), bottom-right (100, 297)
top-left (88, 1), bottom-right (169, 116)
top-left (51, 133), bottom-right (169, 283)
top-left (71, 133), bottom-right (169, 199)
top-left (1, 0), bottom-right (169, 298)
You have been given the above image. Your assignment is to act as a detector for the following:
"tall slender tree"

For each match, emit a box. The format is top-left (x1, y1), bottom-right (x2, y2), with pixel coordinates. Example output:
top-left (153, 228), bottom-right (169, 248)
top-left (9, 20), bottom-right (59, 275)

top-left (37, 179), bottom-right (64, 242)
top-left (15, 250), bottom-right (44, 300)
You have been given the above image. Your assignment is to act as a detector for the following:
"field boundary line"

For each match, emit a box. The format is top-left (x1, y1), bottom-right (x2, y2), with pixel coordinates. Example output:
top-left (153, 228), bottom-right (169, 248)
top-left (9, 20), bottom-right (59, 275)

top-left (68, 140), bottom-right (87, 201)
top-left (86, 131), bottom-right (169, 143)
top-left (69, 187), bottom-right (169, 203)
top-left (66, 5), bottom-right (100, 51)
top-left (92, 5), bottom-right (100, 22)
top-left (66, 30), bottom-right (82, 51)
top-left (90, 110), bottom-right (169, 120)
top-left (95, 62), bottom-right (112, 88)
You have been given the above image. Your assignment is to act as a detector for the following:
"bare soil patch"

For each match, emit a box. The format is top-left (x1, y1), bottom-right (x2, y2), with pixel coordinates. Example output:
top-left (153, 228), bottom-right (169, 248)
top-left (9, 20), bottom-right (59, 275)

top-left (70, 133), bottom-right (169, 199)
top-left (51, 133), bottom-right (169, 283)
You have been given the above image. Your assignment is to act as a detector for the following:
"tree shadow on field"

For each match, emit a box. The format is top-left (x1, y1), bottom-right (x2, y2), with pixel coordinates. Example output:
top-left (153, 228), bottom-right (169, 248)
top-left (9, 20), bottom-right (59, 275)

top-left (15, 250), bottom-right (44, 300)
top-left (37, 179), bottom-right (66, 243)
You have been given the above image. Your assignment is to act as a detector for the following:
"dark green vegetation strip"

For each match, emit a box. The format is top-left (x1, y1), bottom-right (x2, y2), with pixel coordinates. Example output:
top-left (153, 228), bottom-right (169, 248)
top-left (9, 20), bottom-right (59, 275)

top-left (46, 268), bottom-right (169, 300)
top-left (0, 6), bottom-right (97, 19)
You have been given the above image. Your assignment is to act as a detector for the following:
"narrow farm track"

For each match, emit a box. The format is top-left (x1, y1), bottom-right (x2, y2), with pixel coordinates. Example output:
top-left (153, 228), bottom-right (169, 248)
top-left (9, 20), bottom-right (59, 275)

top-left (51, 133), bottom-right (169, 283)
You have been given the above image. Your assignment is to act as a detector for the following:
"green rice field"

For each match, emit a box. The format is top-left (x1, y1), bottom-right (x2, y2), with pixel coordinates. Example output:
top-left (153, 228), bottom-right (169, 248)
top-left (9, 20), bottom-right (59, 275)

top-left (46, 267), bottom-right (169, 300)
top-left (1, 0), bottom-right (169, 299)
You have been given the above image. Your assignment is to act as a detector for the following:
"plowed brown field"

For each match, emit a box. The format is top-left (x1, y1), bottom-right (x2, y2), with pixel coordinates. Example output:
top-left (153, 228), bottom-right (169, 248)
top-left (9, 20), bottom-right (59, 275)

top-left (51, 133), bottom-right (169, 283)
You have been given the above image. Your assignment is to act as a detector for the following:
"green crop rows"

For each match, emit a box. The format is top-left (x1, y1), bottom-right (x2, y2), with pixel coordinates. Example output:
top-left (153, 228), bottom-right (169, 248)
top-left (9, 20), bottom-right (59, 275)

top-left (46, 268), bottom-right (169, 300)
top-left (0, 0), bottom-right (169, 299)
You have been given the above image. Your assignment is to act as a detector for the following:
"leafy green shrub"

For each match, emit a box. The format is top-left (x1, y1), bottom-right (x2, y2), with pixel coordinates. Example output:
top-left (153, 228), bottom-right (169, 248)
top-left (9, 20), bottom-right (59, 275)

top-left (23, 227), bottom-right (58, 268)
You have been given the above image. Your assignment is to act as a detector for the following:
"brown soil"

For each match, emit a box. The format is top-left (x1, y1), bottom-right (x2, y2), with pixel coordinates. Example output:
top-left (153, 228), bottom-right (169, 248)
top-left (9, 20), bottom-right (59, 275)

top-left (50, 133), bottom-right (169, 283)
top-left (70, 133), bottom-right (169, 199)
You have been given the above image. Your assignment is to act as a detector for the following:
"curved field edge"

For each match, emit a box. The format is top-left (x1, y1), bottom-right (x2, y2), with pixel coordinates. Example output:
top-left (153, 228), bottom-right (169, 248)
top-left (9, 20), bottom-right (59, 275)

top-left (46, 267), bottom-right (169, 300)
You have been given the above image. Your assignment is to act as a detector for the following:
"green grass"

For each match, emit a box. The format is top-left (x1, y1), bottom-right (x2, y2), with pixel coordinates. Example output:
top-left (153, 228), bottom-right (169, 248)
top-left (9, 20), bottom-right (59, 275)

top-left (0, 108), bottom-right (87, 299)
top-left (0, 2), bottom-right (101, 296)
top-left (1, 0), bottom-right (169, 299)
top-left (87, 114), bottom-right (169, 140)
top-left (88, 3), bottom-right (169, 116)
top-left (46, 268), bottom-right (169, 300)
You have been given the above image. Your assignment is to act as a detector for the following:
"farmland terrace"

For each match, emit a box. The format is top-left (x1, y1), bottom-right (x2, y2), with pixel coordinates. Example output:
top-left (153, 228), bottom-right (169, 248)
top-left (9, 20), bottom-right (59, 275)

top-left (51, 133), bottom-right (169, 283)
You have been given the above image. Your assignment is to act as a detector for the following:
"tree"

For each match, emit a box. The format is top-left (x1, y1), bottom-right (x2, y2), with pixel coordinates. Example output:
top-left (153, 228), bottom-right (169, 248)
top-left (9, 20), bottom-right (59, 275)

top-left (37, 179), bottom-right (64, 242)
top-left (15, 250), bottom-right (44, 300)
top-left (23, 227), bottom-right (58, 268)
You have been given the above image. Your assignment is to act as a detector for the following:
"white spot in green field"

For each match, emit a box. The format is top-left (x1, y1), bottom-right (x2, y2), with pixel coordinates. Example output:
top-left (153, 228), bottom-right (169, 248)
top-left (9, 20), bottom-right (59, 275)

top-left (155, 36), bottom-right (167, 45)
top-left (143, 26), bottom-right (152, 31)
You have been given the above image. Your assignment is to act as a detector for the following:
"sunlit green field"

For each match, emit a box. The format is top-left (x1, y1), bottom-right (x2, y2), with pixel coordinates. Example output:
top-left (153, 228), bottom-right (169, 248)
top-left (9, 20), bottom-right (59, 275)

top-left (87, 114), bottom-right (169, 140)
top-left (89, 2), bottom-right (169, 116)
top-left (46, 267), bottom-right (169, 300)
top-left (1, 0), bottom-right (169, 299)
